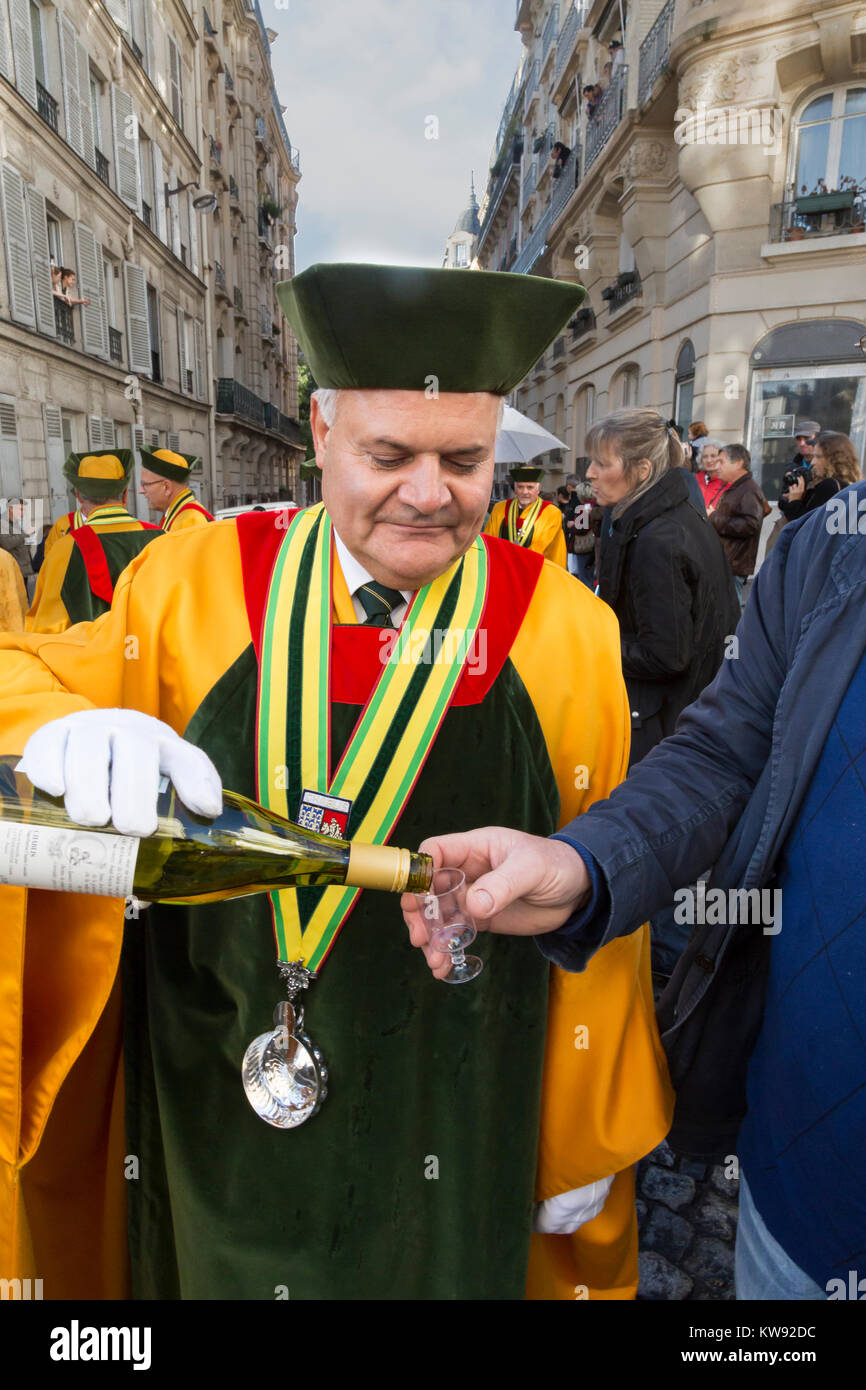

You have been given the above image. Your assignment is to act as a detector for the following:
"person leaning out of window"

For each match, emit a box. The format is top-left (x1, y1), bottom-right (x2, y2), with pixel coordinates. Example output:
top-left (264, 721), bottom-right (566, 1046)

top-left (779, 430), bottom-right (862, 521)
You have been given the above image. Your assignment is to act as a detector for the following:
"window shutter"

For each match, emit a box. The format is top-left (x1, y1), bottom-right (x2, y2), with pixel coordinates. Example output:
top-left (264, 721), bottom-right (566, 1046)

top-left (123, 261), bottom-right (152, 374)
top-left (193, 319), bottom-right (205, 399)
top-left (168, 169), bottom-right (181, 257)
top-left (25, 185), bottom-right (56, 337)
top-left (168, 38), bottom-right (183, 130)
top-left (88, 415), bottom-right (103, 447)
top-left (149, 429), bottom-right (159, 448)
top-left (0, 395), bottom-right (22, 497)
top-left (74, 222), bottom-right (108, 357)
top-left (176, 307), bottom-right (186, 393)
top-left (111, 84), bottom-right (142, 215)
top-left (8, 0), bottom-right (37, 108)
top-left (166, 431), bottom-right (180, 451)
top-left (77, 41), bottom-right (96, 170)
top-left (151, 142), bottom-right (165, 241)
top-left (0, 0), bottom-right (11, 81)
top-left (101, 418), bottom-right (116, 446)
top-left (132, 424), bottom-right (145, 449)
top-left (102, 0), bottom-right (129, 32)
top-left (0, 160), bottom-right (36, 326)
top-left (58, 12), bottom-right (83, 158)
top-left (188, 190), bottom-right (200, 277)
top-left (42, 404), bottom-right (68, 513)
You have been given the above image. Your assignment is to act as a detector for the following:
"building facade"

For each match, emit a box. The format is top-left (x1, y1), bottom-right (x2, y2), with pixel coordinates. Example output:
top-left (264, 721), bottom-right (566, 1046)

top-left (0, 0), bottom-right (303, 529)
top-left (475, 0), bottom-right (866, 499)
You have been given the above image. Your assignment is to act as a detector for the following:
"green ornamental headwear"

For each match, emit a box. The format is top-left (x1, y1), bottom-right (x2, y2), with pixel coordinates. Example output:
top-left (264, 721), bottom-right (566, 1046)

top-left (63, 449), bottom-right (134, 501)
top-left (141, 447), bottom-right (202, 483)
top-left (509, 466), bottom-right (545, 483)
top-left (276, 264), bottom-right (586, 394)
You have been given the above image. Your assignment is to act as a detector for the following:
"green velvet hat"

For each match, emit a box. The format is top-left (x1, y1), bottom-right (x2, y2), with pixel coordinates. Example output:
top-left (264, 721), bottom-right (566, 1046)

top-left (141, 447), bottom-right (202, 483)
top-left (63, 448), bottom-right (134, 500)
top-left (509, 466), bottom-right (544, 483)
top-left (276, 264), bottom-right (586, 394)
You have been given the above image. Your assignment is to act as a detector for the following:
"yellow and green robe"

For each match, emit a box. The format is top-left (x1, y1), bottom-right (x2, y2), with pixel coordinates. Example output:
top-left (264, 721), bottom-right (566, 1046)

top-left (26, 504), bottom-right (162, 634)
top-left (485, 496), bottom-right (568, 569)
top-left (160, 488), bottom-right (213, 533)
top-left (42, 508), bottom-right (83, 561)
top-left (0, 550), bottom-right (27, 631)
top-left (0, 510), bottom-right (672, 1300)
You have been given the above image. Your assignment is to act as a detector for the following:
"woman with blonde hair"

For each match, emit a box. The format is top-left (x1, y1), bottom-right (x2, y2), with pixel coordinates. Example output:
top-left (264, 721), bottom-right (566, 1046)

top-left (587, 407), bottom-right (740, 769)
top-left (780, 429), bottom-right (861, 520)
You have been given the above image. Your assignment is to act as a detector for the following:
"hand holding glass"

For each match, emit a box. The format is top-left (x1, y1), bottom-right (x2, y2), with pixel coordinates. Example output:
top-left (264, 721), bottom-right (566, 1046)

top-left (413, 867), bottom-right (482, 983)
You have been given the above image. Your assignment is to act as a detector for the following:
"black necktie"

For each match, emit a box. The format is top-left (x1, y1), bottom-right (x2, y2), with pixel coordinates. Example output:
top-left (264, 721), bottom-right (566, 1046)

top-left (355, 580), bottom-right (404, 627)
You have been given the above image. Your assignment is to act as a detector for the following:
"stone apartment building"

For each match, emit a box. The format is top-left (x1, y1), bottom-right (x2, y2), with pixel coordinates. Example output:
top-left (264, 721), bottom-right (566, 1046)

top-left (475, 0), bottom-right (866, 500)
top-left (0, 0), bottom-right (302, 526)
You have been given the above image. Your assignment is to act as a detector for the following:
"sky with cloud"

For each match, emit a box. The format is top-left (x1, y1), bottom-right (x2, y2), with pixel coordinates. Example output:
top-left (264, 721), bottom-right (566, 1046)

top-left (265, 0), bottom-right (524, 270)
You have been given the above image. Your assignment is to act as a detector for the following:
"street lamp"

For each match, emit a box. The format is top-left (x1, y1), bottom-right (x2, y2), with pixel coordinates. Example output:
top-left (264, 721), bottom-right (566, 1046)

top-left (165, 180), bottom-right (218, 214)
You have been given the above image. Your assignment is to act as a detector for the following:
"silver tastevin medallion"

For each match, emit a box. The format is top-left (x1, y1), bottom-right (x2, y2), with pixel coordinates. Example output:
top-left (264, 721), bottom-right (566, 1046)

top-left (241, 962), bottom-right (328, 1129)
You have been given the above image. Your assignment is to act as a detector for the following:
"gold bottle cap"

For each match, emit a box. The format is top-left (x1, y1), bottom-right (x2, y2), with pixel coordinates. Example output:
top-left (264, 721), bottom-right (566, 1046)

top-left (345, 843), bottom-right (414, 893)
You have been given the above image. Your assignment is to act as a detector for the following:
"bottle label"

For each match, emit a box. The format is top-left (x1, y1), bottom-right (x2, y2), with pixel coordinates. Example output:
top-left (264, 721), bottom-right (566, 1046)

top-left (0, 821), bottom-right (139, 897)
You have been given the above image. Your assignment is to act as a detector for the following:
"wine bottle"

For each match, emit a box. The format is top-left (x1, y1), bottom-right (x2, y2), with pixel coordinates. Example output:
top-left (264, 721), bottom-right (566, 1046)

top-left (0, 756), bottom-right (432, 904)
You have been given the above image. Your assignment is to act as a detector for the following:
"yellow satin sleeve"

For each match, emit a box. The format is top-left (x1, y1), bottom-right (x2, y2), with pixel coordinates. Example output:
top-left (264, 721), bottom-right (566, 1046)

top-left (0, 551), bottom-right (26, 631)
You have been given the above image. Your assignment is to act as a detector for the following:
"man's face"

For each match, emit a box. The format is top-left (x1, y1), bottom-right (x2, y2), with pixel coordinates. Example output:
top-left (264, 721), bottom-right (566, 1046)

top-left (716, 451), bottom-right (745, 485)
top-left (796, 435), bottom-right (815, 460)
top-left (139, 467), bottom-right (172, 513)
top-left (312, 389), bottom-right (499, 590)
top-left (514, 480), bottom-right (541, 507)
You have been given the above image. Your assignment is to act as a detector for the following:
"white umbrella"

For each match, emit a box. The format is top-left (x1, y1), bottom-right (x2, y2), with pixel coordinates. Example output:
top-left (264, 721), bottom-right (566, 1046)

top-left (495, 405), bottom-right (568, 464)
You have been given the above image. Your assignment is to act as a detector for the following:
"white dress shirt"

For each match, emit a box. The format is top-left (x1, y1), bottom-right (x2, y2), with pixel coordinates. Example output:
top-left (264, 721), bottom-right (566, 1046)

top-left (333, 529), bottom-right (414, 627)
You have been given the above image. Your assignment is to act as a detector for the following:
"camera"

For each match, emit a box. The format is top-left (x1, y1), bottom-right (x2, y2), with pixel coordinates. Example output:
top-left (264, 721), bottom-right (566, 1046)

top-left (782, 462), bottom-right (812, 493)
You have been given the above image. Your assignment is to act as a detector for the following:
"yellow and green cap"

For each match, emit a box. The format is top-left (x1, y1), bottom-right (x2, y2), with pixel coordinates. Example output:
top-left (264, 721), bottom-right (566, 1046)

top-left (510, 466), bottom-right (545, 483)
top-left (141, 447), bottom-right (202, 483)
top-left (63, 449), bottom-right (134, 500)
top-left (276, 264), bottom-right (586, 394)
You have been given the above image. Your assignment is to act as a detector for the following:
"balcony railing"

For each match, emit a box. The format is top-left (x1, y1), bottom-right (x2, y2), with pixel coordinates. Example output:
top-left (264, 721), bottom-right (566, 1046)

top-left (141, 200), bottom-right (152, 230)
top-left (233, 286), bottom-right (244, 311)
top-left (36, 80), bottom-right (59, 133)
top-left (229, 175), bottom-right (239, 200)
top-left (512, 206), bottom-right (553, 274)
top-left (214, 260), bottom-right (227, 293)
top-left (494, 70), bottom-right (523, 156)
top-left (210, 135), bottom-right (222, 164)
top-left (523, 60), bottom-right (539, 114)
top-left (638, 0), bottom-right (676, 107)
top-left (554, 3), bottom-right (585, 84)
top-left (258, 207), bottom-right (273, 240)
top-left (130, 37), bottom-right (143, 64)
top-left (585, 65), bottom-right (628, 171)
top-left (225, 68), bottom-right (234, 91)
top-left (151, 350), bottom-right (162, 383)
top-left (550, 146), bottom-right (579, 222)
top-left (570, 306), bottom-right (596, 340)
top-left (54, 298), bottom-right (75, 345)
top-left (521, 159), bottom-right (537, 210)
top-left (769, 191), bottom-right (866, 242)
top-left (534, 122), bottom-right (556, 169)
top-left (109, 327), bottom-right (123, 362)
top-left (95, 148), bottom-right (110, 185)
top-left (604, 270), bottom-right (642, 313)
top-left (216, 378), bottom-right (265, 427)
top-left (541, 3), bottom-right (559, 64)
top-left (552, 335), bottom-right (566, 360)
top-left (255, 116), bottom-right (267, 142)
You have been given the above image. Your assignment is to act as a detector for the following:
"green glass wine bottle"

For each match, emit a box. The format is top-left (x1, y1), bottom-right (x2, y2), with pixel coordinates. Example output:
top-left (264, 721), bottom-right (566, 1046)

top-left (0, 756), bottom-right (432, 904)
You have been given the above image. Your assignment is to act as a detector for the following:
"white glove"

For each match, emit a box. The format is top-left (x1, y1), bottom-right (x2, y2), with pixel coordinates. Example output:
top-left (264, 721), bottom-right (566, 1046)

top-left (17, 708), bottom-right (223, 837)
top-left (532, 1175), bottom-right (614, 1234)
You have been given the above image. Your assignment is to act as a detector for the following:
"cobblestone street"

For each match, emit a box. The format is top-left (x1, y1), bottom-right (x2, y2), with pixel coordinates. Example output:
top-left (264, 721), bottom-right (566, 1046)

top-left (637, 1139), bottom-right (739, 1300)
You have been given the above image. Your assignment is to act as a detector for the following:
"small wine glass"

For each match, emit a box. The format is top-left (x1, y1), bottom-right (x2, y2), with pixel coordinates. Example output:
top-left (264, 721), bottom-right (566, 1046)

top-left (414, 867), bottom-right (483, 984)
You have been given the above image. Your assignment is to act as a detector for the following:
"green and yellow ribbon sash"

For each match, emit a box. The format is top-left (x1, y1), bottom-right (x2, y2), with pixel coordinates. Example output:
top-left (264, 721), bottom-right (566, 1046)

top-left (507, 496), bottom-right (543, 547)
top-left (162, 489), bottom-right (194, 530)
top-left (84, 505), bottom-right (135, 527)
top-left (256, 504), bottom-right (488, 972)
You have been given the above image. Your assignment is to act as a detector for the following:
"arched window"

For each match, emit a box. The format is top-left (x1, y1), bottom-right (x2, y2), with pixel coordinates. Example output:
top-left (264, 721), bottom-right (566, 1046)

top-left (572, 384), bottom-right (596, 471)
top-left (614, 365), bottom-right (639, 409)
top-left (674, 340), bottom-right (695, 436)
top-left (792, 87), bottom-right (866, 195)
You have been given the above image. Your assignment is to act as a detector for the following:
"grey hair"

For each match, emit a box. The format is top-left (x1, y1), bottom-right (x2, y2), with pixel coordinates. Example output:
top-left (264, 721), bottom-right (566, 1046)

top-left (585, 407), bottom-right (683, 519)
top-left (312, 388), bottom-right (507, 431)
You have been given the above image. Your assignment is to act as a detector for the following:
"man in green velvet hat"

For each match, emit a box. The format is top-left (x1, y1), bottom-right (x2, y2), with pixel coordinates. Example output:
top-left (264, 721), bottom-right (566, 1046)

top-left (26, 449), bottom-right (163, 632)
top-left (485, 465), bottom-right (567, 567)
top-left (139, 446), bottom-right (213, 531)
top-left (1, 263), bottom-right (672, 1302)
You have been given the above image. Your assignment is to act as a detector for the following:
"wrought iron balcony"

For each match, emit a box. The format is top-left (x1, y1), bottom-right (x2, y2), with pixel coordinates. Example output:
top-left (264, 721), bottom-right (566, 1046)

top-left (769, 191), bottom-right (866, 242)
top-left (130, 37), bottom-right (143, 65)
top-left (554, 3), bottom-right (585, 85)
top-left (552, 335), bottom-right (566, 360)
top-left (141, 200), bottom-right (152, 230)
top-left (109, 327), bottom-right (123, 362)
top-left (229, 175), bottom-right (239, 200)
top-left (225, 68), bottom-right (234, 91)
top-left (95, 148), bottom-right (110, 186)
top-left (584, 65), bottom-right (628, 172)
top-left (151, 350), bottom-right (162, 383)
top-left (185, 369), bottom-right (193, 393)
top-left (521, 159), bottom-right (537, 210)
top-left (214, 260), bottom-right (228, 294)
top-left (638, 0), bottom-right (675, 107)
top-left (523, 60), bottom-right (539, 114)
top-left (541, 4), bottom-right (559, 65)
top-left (233, 286), bottom-right (244, 312)
top-left (512, 206), bottom-right (553, 274)
top-left (534, 122), bottom-right (556, 169)
top-left (216, 378), bottom-right (265, 427)
top-left (570, 305), bottom-right (596, 340)
top-left (209, 135), bottom-right (222, 165)
top-left (550, 146), bottom-right (579, 223)
top-left (603, 269), bottom-right (642, 313)
top-left (36, 81), bottom-right (59, 133)
top-left (478, 141), bottom-right (523, 245)
top-left (54, 298), bottom-right (75, 345)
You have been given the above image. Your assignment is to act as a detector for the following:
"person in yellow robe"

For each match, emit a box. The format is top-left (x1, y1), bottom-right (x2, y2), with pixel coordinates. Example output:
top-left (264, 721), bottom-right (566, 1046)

top-left (26, 451), bottom-right (162, 634)
top-left (0, 549), bottom-right (27, 631)
top-left (485, 465), bottom-right (567, 568)
top-left (138, 447), bottom-right (214, 532)
top-left (41, 505), bottom-right (83, 560)
top-left (0, 263), bottom-right (671, 1302)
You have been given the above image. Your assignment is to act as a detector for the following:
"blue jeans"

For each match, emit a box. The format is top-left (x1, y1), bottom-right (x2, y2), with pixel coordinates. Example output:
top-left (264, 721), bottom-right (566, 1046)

top-left (735, 1172), bottom-right (827, 1299)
